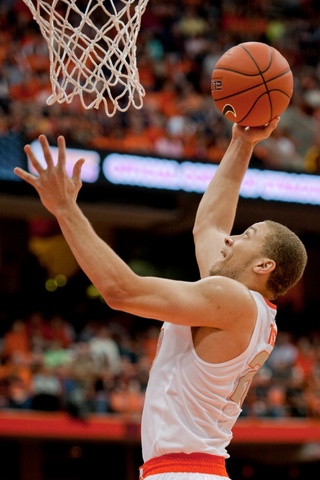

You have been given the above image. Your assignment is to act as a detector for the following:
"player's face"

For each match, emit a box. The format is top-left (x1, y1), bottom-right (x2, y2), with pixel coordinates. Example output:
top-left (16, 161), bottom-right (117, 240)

top-left (209, 222), bottom-right (267, 281)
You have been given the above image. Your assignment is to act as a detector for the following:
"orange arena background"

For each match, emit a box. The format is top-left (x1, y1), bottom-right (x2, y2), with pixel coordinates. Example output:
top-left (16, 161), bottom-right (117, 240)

top-left (0, 412), bottom-right (319, 480)
top-left (0, 410), bottom-right (320, 442)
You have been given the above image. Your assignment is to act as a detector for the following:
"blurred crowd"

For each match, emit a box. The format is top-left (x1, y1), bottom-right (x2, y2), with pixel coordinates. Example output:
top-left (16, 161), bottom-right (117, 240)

top-left (0, 311), bottom-right (159, 419)
top-left (0, 309), bottom-right (320, 419)
top-left (1, 0), bottom-right (320, 172)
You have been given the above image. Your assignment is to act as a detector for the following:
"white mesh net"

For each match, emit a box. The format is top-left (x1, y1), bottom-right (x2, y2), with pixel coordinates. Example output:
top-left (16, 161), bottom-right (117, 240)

top-left (22, 0), bottom-right (149, 117)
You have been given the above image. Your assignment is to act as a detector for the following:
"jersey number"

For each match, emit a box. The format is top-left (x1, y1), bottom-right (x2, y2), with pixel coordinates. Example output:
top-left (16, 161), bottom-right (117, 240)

top-left (230, 350), bottom-right (270, 405)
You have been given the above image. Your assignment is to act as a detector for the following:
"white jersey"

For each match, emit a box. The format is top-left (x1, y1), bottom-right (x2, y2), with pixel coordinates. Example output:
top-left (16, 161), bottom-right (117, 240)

top-left (141, 290), bottom-right (277, 462)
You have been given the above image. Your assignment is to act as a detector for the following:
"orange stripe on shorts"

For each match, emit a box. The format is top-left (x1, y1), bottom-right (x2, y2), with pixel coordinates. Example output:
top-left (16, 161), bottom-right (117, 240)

top-left (139, 452), bottom-right (228, 479)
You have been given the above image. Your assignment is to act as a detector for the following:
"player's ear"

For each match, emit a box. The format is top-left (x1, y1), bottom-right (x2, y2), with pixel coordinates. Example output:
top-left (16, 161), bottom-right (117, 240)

top-left (253, 258), bottom-right (276, 274)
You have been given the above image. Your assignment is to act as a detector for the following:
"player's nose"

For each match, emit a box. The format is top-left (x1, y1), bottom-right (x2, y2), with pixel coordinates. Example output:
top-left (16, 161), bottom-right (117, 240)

top-left (224, 236), bottom-right (234, 247)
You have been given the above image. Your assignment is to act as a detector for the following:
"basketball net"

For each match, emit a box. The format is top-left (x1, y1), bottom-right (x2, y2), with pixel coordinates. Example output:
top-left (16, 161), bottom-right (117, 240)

top-left (22, 0), bottom-right (149, 117)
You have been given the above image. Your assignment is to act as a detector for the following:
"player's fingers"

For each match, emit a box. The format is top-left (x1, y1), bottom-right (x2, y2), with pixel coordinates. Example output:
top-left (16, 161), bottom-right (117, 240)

top-left (38, 134), bottom-right (55, 168)
top-left (13, 167), bottom-right (38, 187)
top-left (262, 117), bottom-right (280, 135)
top-left (72, 159), bottom-right (85, 184)
top-left (271, 116), bottom-right (280, 127)
top-left (24, 143), bottom-right (45, 174)
top-left (57, 135), bottom-right (67, 169)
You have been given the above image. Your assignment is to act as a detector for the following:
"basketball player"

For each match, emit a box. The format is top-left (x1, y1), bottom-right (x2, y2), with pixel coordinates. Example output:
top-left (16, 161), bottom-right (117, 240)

top-left (14, 117), bottom-right (307, 480)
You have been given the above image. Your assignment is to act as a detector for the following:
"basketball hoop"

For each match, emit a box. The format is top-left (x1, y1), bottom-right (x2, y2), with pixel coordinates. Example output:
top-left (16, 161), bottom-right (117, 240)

top-left (22, 0), bottom-right (149, 117)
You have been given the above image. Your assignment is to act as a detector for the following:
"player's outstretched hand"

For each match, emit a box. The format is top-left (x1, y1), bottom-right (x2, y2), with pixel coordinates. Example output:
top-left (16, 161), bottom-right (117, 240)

top-left (14, 134), bottom-right (85, 216)
top-left (232, 116), bottom-right (280, 146)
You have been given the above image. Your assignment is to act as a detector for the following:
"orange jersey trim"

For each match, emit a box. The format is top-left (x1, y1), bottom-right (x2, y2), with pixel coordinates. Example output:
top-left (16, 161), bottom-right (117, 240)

top-left (264, 297), bottom-right (277, 309)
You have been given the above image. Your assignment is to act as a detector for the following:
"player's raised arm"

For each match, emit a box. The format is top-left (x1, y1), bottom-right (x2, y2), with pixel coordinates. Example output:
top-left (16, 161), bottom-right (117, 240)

top-left (193, 118), bottom-right (280, 278)
top-left (13, 134), bottom-right (250, 328)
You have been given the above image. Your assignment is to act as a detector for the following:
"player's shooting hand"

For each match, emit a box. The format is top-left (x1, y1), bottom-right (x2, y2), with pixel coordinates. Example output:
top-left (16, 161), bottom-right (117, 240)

top-left (232, 116), bottom-right (280, 146)
top-left (13, 134), bottom-right (85, 216)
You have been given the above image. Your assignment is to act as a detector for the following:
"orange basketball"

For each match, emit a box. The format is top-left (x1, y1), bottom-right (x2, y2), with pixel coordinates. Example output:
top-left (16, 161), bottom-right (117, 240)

top-left (211, 42), bottom-right (293, 127)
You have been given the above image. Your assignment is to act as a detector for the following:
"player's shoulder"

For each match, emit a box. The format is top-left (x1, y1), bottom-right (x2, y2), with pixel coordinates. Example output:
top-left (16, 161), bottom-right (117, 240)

top-left (200, 275), bottom-right (257, 311)
top-left (196, 276), bottom-right (257, 331)
top-left (201, 274), bottom-right (251, 292)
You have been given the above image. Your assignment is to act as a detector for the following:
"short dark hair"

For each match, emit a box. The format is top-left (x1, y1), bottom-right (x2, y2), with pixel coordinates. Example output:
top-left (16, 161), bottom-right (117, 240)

top-left (263, 220), bottom-right (307, 299)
